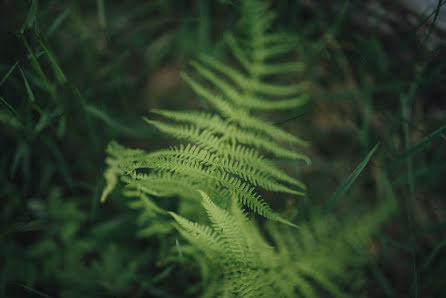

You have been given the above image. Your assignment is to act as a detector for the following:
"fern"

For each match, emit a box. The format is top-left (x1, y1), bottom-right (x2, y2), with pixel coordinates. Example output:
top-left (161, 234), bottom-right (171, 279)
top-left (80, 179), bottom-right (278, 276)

top-left (171, 191), bottom-right (396, 298)
top-left (101, 0), bottom-right (310, 225)
top-left (97, 1), bottom-right (399, 297)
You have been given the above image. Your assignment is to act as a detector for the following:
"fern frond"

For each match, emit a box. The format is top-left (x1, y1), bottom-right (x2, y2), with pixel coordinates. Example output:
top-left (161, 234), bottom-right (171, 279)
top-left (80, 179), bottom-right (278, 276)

top-left (225, 33), bottom-right (302, 72)
top-left (151, 109), bottom-right (229, 134)
top-left (296, 264), bottom-right (350, 298)
top-left (100, 158), bottom-right (122, 203)
top-left (152, 109), bottom-right (309, 163)
top-left (181, 72), bottom-right (238, 118)
top-left (256, 41), bottom-right (300, 61)
top-left (226, 143), bottom-right (306, 188)
top-left (125, 190), bottom-right (166, 216)
top-left (124, 158), bottom-right (287, 221)
top-left (251, 60), bottom-right (305, 76)
top-left (182, 69), bottom-right (310, 147)
top-left (199, 191), bottom-right (248, 265)
top-left (171, 191), bottom-right (395, 298)
top-left (123, 172), bottom-right (201, 200)
top-left (144, 118), bottom-right (223, 151)
top-left (145, 113), bottom-right (307, 191)
top-left (181, 73), bottom-right (310, 150)
top-left (139, 143), bottom-right (303, 194)
top-left (198, 54), bottom-right (309, 98)
top-left (168, 211), bottom-right (222, 259)
top-left (101, 0), bottom-right (310, 224)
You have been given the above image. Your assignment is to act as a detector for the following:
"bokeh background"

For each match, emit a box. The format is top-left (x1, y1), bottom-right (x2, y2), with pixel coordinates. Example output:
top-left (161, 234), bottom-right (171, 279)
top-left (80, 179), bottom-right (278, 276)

top-left (1, 1), bottom-right (445, 297)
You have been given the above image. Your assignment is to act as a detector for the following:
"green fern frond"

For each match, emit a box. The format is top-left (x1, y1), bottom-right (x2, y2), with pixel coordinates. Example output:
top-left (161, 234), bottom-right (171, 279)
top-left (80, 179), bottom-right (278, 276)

top-left (171, 191), bottom-right (395, 298)
top-left (152, 109), bottom-right (309, 162)
top-left (168, 211), bottom-right (222, 259)
top-left (224, 33), bottom-right (303, 73)
top-left (143, 118), bottom-right (307, 193)
top-left (101, 0), bottom-right (310, 224)
top-left (181, 68), bottom-right (309, 148)
top-left (151, 109), bottom-right (230, 134)
top-left (144, 118), bottom-right (223, 151)
top-left (143, 143), bottom-right (302, 194)
top-left (122, 172), bottom-right (201, 200)
top-left (100, 158), bottom-right (122, 203)
top-left (197, 54), bottom-right (309, 101)
top-left (125, 190), bottom-right (166, 217)
top-left (199, 191), bottom-right (249, 266)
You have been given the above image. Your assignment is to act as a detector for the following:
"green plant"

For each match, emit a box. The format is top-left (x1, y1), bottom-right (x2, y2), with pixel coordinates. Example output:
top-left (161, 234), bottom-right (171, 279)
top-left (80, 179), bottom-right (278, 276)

top-left (170, 191), bottom-right (395, 298)
top-left (101, 0), bottom-right (311, 225)
top-left (0, 1), bottom-right (198, 296)
top-left (1, 187), bottom-right (148, 298)
top-left (3, 0), bottom-right (443, 297)
top-left (100, 1), bottom-right (396, 297)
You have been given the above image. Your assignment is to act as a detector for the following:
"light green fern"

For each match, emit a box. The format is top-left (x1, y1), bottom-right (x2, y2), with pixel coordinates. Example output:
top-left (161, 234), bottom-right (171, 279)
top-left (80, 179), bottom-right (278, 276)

top-left (100, 0), bottom-right (310, 225)
top-left (98, 1), bottom-right (396, 297)
top-left (171, 191), bottom-right (396, 298)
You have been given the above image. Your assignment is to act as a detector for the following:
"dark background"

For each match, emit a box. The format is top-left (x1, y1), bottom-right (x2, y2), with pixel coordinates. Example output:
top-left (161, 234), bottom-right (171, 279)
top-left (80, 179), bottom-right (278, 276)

top-left (1, 0), bottom-right (445, 297)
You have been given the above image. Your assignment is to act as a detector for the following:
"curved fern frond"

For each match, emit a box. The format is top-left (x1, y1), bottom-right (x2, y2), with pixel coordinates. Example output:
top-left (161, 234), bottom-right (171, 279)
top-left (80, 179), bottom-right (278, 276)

top-left (181, 69), bottom-right (309, 148)
top-left (171, 191), bottom-right (395, 298)
top-left (135, 144), bottom-right (302, 194)
top-left (101, 0), bottom-right (310, 225)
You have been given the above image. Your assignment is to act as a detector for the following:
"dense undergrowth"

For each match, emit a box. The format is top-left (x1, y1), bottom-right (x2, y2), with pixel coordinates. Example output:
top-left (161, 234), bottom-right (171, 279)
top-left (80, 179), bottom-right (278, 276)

top-left (1, 0), bottom-right (445, 297)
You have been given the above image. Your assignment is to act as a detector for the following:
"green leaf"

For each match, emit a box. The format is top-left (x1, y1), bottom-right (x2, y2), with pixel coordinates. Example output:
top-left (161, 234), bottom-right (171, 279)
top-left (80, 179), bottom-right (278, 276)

top-left (38, 39), bottom-right (67, 84)
top-left (20, 0), bottom-right (39, 34)
top-left (420, 236), bottom-right (446, 273)
top-left (324, 144), bottom-right (379, 212)
top-left (21, 36), bottom-right (53, 95)
top-left (46, 8), bottom-right (71, 37)
top-left (19, 67), bottom-right (35, 102)
top-left (84, 104), bottom-right (152, 137)
top-left (11, 141), bottom-right (29, 177)
top-left (394, 124), bottom-right (446, 169)
top-left (0, 60), bottom-right (19, 87)
top-left (13, 283), bottom-right (51, 298)
top-left (0, 96), bottom-right (20, 119)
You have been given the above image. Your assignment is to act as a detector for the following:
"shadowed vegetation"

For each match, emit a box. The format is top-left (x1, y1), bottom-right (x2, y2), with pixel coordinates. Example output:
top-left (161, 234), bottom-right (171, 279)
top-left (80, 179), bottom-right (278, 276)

top-left (1, 0), bottom-right (445, 297)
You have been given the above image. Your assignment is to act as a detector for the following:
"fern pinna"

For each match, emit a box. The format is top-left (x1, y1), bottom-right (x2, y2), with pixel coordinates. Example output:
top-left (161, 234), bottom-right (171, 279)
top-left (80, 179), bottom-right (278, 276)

top-left (101, 0), bottom-right (310, 225)
top-left (170, 191), bottom-right (395, 298)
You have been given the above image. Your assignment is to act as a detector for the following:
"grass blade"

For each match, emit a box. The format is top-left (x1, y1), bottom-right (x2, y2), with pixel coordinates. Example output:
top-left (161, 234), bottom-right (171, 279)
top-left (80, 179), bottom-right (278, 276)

top-left (419, 236), bottom-right (446, 273)
top-left (0, 96), bottom-right (20, 119)
top-left (14, 282), bottom-right (51, 298)
top-left (20, 0), bottom-right (38, 34)
top-left (19, 67), bottom-right (35, 102)
top-left (324, 143), bottom-right (379, 212)
top-left (0, 60), bottom-right (20, 87)
top-left (83, 104), bottom-right (152, 137)
top-left (21, 36), bottom-right (54, 96)
top-left (46, 8), bottom-right (71, 37)
top-left (38, 39), bottom-right (67, 84)
top-left (394, 124), bottom-right (446, 169)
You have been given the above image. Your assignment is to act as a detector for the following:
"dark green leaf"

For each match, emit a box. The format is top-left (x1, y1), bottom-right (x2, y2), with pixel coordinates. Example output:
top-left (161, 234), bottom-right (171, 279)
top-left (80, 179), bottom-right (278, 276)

top-left (325, 144), bottom-right (379, 212)
top-left (0, 61), bottom-right (20, 87)
top-left (19, 67), bottom-right (35, 102)
top-left (20, 0), bottom-right (38, 34)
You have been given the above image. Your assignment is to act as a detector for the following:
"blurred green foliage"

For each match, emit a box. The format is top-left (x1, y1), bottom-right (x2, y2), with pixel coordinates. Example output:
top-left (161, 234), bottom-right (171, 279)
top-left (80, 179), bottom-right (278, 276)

top-left (1, 0), bottom-right (445, 297)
